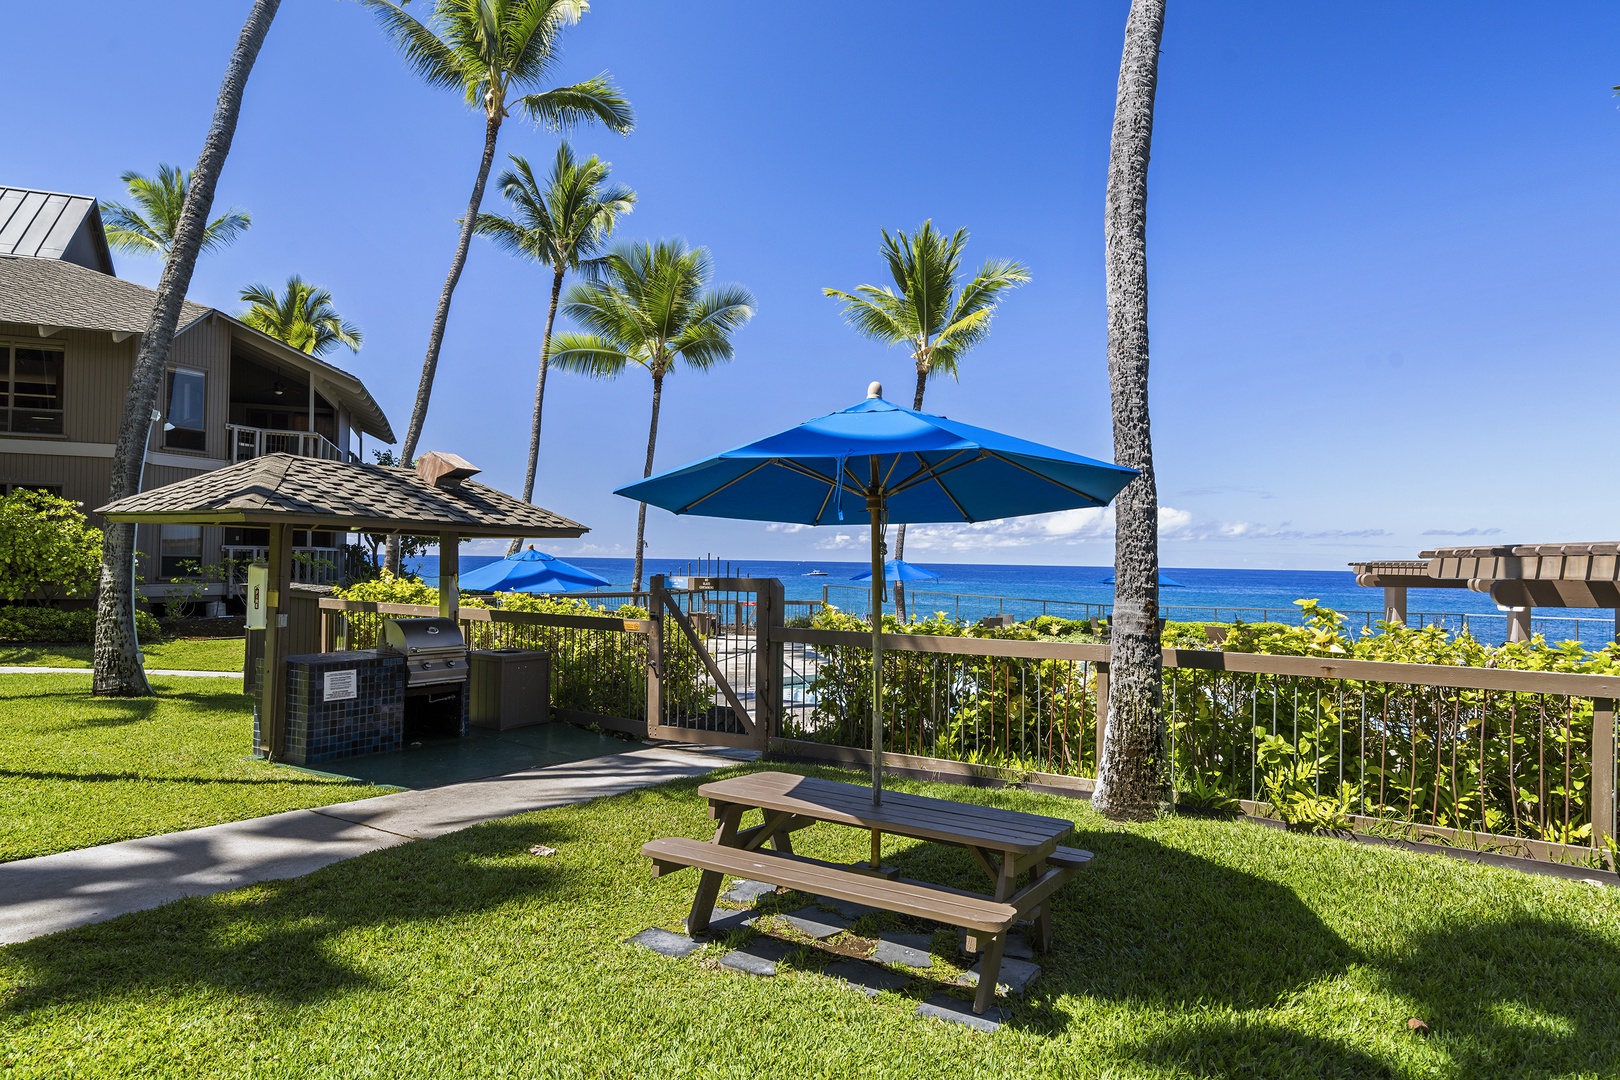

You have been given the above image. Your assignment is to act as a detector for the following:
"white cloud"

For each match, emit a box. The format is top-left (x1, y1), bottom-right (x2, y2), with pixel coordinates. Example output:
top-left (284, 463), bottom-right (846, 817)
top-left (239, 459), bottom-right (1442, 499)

top-left (765, 522), bottom-right (810, 534)
top-left (1421, 527), bottom-right (1502, 537)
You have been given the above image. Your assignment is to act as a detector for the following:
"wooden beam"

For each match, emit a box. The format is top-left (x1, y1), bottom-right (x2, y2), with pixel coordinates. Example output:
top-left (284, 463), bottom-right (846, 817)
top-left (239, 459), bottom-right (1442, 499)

top-left (1592, 699), bottom-right (1615, 857)
top-left (438, 532), bottom-right (458, 621)
top-left (258, 523), bottom-right (294, 759)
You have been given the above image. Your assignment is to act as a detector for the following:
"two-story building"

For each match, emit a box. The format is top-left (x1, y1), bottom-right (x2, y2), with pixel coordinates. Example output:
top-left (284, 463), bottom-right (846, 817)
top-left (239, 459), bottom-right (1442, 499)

top-left (0, 185), bottom-right (395, 606)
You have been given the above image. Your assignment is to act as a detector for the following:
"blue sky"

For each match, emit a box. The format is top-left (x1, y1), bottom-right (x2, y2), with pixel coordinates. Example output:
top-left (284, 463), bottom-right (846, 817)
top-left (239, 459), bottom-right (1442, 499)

top-left (4, 2), bottom-right (1617, 569)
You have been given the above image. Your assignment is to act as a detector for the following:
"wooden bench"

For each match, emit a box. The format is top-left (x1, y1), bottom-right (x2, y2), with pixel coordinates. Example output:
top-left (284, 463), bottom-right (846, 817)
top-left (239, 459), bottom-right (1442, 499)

top-left (643, 837), bottom-right (1080, 1014)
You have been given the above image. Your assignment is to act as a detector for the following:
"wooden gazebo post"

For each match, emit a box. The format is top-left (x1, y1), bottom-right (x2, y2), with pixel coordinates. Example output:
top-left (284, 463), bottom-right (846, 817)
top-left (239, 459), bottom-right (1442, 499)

top-left (259, 522), bottom-right (294, 758)
top-left (438, 531), bottom-right (459, 622)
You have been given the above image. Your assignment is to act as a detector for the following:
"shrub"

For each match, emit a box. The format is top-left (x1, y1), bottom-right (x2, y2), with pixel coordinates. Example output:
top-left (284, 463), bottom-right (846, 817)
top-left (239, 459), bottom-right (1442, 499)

top-left (0, 605), bottom-right (161, 643)
top-left (0, 489), bottom-right (102, 602)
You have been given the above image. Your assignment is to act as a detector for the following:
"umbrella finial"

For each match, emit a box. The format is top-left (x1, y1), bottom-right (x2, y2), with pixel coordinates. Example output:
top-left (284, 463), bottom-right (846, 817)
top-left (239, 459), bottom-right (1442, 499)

top-left (868, 381), bottom-right (883, 399)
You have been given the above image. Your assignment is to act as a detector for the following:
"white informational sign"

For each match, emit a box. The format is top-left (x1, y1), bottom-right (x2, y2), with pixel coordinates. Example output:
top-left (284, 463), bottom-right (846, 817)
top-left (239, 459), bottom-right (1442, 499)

top-left (245, 564), bottom-right (269, 630)
top-left (324, 669), bottom-right (358, 702)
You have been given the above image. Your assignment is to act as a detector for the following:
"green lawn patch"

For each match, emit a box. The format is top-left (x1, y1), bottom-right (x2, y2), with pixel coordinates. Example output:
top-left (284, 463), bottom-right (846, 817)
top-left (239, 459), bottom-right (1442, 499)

top-left (3, 763), bottom-right (1617, 1078)
top-left (0, 674), bottom-right (387, 862)
top-left (0, 637), bottom-right (245, 672)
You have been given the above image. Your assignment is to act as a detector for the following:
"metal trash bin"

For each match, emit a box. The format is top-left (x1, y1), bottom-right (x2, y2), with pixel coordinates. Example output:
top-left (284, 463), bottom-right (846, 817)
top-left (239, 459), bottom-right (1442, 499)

top-left (468, 649), bottom-right (550, 730)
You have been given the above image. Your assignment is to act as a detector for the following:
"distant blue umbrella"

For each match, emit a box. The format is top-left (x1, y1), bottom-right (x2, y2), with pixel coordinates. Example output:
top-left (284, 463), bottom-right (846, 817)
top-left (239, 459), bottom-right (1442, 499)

top-left (1099, 570), bottom-right (1184, 587)
top-left (850, 559), bottom-right (942, 584)
top-left (458, 547), bottom-right (612, 594)
top-left (617, 383), bottom-right (1135, 804)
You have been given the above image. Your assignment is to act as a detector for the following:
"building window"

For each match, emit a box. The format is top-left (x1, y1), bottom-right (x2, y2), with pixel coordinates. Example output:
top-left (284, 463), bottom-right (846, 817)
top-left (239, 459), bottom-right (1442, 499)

top-left (164, 368), bottom-right (207, 452)
top-left (160, 525), bottom-right (203, 579)
top-left (1, 344), bottom-right (65, 435)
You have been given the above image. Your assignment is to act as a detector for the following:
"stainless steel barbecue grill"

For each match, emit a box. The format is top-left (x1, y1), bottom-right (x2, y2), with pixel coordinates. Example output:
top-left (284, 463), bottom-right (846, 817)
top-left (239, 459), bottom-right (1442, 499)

top-left (380, 618), bottom-right (468, 688)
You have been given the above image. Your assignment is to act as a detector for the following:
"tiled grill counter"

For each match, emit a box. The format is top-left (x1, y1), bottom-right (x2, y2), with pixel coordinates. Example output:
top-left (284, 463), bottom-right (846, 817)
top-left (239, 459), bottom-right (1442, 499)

top-left (283, 650), bottom-right (406, 765)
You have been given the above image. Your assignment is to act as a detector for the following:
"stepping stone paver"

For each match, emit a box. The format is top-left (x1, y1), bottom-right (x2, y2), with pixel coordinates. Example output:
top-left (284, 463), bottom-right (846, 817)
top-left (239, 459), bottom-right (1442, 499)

top-left (627, 927), bottom-right (702, 958)
top-left (959, 955), bottom-right (1041, 996)
top-left (916, 993), bottom-right (1005, 1032)
top-left (719, 936), bottom-right (795, 977)
top-left (701, 908), bottom-right (758, 936)
top-left (722, 879), bottom-right (776, 904)
top-left (819, 896), bottom-right (878, 920)
top-left (780, 906), bottom-right (850, 939)
top-left (961, 930), bottom-right (1034, 960)
top-left (822, 959), bottom-right (912, 998)
top-left (872, 931), bottom-right (935, 968)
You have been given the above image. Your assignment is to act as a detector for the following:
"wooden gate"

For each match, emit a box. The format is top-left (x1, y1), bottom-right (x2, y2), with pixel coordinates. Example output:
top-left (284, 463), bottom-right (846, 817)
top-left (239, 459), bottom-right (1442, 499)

top-left (647, 574), bottom-right (784, 750)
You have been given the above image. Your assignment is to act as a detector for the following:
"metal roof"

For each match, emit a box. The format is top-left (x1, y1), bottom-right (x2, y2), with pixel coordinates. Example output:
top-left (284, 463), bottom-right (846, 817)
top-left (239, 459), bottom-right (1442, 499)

top-left (0, 187), bottom-right (114, 272)
top-left (96, 453), bottom-right (589, 539)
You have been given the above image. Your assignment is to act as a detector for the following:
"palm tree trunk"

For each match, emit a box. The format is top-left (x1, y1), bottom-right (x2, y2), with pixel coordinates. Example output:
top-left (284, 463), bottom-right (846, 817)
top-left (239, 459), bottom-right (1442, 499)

top-left (891, 367), bottom-right (929, 623)
top-left (388, 111), bottom-right (503, 572)
top-left (92, 0), bottom-right (281, 697)
top-left (507, 267), bottom-right (567, 556)
top-left (632, 371), bottom-right (664, 593)
top-left (1094, 0), bottom-right (1168, 821)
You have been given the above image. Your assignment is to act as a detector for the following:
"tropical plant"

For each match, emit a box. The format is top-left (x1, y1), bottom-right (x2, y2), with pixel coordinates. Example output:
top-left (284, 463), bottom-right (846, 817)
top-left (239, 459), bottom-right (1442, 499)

top-left (239, 276), bottom-right (364, 356)
top-left (0, 489), bottom-right (102, 603)
top-left (99, 164), bottom-right (252, 257)
top-left (93, 0), bottom-right (282, 697)
top-left (550, 240), bottom-right (756, 591)
top-left (360, 0), bottom-right (634, 577)
top-left (1093, 0), bottom-right (1169, 821)
top-left (474, 146), bottom-right (635, 552)
top-left (824, 221), bottom-right (1028, 620)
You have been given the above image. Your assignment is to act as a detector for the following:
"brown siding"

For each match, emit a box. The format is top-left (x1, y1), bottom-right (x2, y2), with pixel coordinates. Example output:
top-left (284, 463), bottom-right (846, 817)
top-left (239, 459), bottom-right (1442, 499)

top-left (165, 316), bottom-right (231, 460)
top-left (0, 321), bottom-right (135, 443)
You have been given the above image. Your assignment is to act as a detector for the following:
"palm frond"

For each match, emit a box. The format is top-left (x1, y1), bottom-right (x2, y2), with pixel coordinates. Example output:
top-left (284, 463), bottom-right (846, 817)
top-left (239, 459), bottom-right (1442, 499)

top-left (516, 74), bottom-right (635, 133)
top-left (200, 209), bottom-right (252, 254)
top-left (824, 287), bottom-right (912, 345)
top-left (361, 0), bottom-right (467, 91)
top-left (548, 332), bottom-right (639, 377)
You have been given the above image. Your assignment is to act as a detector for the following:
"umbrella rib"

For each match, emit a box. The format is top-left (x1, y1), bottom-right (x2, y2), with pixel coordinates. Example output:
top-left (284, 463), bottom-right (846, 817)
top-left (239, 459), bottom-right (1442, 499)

top-left (982, 450), bottom-right (1113, 504)
top-left (675, 459), bottom-right (779, 513)
top-left (777, 458), bottom-right (866, 501)
top-left (885, 449), bottom-right (981, 496)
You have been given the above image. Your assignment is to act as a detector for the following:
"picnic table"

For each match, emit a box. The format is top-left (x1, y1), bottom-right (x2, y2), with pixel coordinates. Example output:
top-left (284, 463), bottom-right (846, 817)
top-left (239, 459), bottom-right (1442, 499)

top-left (642, 771), bottom-right (1092, 1013)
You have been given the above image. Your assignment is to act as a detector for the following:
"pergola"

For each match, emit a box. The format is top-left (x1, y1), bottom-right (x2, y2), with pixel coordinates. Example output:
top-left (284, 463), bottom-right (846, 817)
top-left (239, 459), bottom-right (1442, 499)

top-left (98, 451), bottom-right (587, 758)
top-left (1352, 542), bottom-right (1620, 641)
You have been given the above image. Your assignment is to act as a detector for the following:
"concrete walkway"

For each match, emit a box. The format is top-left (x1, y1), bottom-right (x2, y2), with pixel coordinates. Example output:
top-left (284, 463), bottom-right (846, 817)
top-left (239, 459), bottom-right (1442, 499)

top-left (0, 665), bottom-right (241, 678)
top-left (0, 742), bottom-right (749, 945)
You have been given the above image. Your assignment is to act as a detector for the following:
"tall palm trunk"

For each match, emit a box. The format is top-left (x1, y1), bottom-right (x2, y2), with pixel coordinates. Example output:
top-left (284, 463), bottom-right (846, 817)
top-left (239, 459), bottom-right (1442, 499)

top-left (632, 370), bottom-right (664, 593)
top-left (507, 267), bottom-right (567, 556)
top-left (388, 111), bottom-right (503, 572)
top-left (1094, 0), bottom-right (1168, 820)
top-left (92, 0), bottom-right (281, 697)
top-left (890, 365), bottom-right (929, 623)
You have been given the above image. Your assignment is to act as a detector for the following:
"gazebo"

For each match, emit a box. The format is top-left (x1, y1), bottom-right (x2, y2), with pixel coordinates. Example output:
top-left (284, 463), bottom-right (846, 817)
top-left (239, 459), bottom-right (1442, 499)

top-left (98, 451), bottom-right (586, 758)
top-left (1353, 542), bottom-right (1620, 642)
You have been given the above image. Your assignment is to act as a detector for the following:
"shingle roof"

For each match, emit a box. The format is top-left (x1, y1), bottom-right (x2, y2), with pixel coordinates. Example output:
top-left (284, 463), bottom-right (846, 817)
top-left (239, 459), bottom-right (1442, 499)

top-left (0, 187), bottom-right (114, 272)
top-left (0, 254), bottom-right (209, 333)
top-left (97, 453), bottom-right (589, 538)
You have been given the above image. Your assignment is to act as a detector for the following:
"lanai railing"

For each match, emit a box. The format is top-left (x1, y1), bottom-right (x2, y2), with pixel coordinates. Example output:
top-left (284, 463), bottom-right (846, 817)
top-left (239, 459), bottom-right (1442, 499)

top-left (226, 423), bottom-right (350, 463)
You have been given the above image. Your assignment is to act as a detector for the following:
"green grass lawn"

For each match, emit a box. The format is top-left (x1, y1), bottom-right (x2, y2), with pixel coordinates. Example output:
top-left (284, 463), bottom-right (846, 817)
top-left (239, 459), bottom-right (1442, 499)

top-left (0, 637), bottom-right (245, 671)
top-left (0, 674), bottom-right (387, 862)
top-left (3, 763), bottom-right (1616, 1079)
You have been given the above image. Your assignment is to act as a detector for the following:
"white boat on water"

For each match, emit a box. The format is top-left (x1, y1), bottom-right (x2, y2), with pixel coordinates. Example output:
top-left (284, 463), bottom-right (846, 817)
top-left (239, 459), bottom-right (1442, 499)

top-left (804, 569), bottom-right (829, 576)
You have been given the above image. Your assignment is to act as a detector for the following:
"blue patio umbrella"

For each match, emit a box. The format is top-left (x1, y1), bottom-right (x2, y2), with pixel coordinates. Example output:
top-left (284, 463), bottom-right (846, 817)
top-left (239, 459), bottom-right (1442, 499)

top-left (1099, 570), bottom-right (1183, 587)
top-left (458, 546), bottom-right (612, 594)
top-left (617, 383), bottom-right (1136, 803)
top-left (850, 559), bottom-right (942, 584)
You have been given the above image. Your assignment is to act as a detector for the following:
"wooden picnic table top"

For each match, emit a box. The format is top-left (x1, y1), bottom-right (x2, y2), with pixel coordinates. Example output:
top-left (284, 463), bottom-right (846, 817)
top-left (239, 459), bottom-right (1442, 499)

top-left (698, 770), bottom-right (1074, 856)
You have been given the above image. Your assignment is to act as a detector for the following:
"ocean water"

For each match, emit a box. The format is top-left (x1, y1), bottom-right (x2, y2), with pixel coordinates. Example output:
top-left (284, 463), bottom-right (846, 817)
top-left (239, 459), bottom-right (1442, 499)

top-left (407, 555), bottom-right (1615, 647)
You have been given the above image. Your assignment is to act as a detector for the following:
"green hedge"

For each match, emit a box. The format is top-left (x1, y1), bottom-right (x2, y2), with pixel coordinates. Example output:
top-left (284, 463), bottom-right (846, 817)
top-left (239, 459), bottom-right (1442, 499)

top-left (0, 606), bottom-right (162, 644)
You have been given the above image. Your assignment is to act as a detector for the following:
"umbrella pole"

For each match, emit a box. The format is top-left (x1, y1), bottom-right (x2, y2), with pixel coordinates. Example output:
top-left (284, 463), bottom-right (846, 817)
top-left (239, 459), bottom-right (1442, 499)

top-left (868, 464), bottom-right (885, 806)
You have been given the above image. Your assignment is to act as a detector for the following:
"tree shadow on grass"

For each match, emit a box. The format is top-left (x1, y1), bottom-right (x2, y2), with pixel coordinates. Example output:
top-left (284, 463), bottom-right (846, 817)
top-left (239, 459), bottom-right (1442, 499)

top-left (1374, 914), bottom-right (1620, 1078)
top-left (1129, 1018), bottom-right (1401, 1079)
top-left (0, 816), bottom-right (582, 1017)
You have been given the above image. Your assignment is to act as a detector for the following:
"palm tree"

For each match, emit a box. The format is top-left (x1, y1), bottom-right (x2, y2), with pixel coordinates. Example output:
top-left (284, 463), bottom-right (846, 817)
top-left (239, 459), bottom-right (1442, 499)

top-left (474, 146), bottom-right (634, 554)
top-left (1093, 0), bottom-right (1169, 822)
top-left (99, 164), bottom-right (251, 257)
top-left (550, 240), bottom-right (755, 592)
top-left (824, 221), bottom-right (1029, 620)
top-left (361, 0), bottom-right (635, 571)
top-left (93, 0), bottom-right (282, 697)
top-left (239, 276), bottom-right (364, 356)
